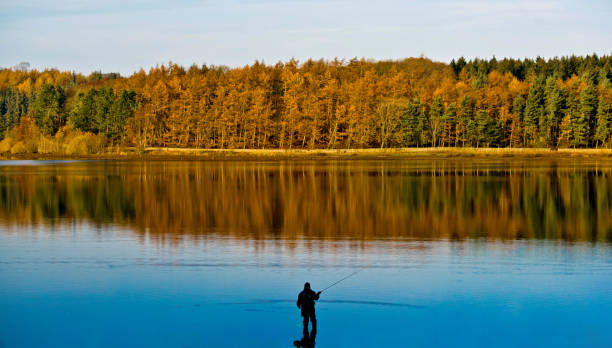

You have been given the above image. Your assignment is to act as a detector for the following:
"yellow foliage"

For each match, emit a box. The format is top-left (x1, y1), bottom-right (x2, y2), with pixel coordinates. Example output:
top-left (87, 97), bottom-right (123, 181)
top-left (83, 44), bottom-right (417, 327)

top-left (0, 138), bottom-right (14, 153)
top-left (54, 125), bottom-right (106, 155)
top-left (64, 133), bottom-right (106, 155)
top-left (508, 78), bottom-right (528, 96)
top-left (0, 122), bottom-right (105, 155)
top-left (10, 142), bottom-right (28, 154)
top-left (8, 116), bottom-right (40, 142)
top-left (38, 136), bottom-right (61, 154)
top-left (17, 78), bottom-right (33, 94)
top-left (0, 117), bottom-right (41, 154)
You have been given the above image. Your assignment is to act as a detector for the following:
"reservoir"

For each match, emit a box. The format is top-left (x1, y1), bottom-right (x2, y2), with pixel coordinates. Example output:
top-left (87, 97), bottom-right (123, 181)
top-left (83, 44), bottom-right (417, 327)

top-left (0, 159), bottom-right (611, 347)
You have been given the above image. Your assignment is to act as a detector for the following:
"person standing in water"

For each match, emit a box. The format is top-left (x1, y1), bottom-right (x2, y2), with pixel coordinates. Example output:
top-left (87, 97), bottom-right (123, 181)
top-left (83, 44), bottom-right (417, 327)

top-left (297, 282), bottom-right (321, 339)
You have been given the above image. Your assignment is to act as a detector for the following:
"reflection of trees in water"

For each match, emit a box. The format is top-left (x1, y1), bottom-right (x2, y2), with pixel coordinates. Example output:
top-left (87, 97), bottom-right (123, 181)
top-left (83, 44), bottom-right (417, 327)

top-left (0, 171), bottom-right (135, 225)
top-left (0, 161), bottom-right (610, 242)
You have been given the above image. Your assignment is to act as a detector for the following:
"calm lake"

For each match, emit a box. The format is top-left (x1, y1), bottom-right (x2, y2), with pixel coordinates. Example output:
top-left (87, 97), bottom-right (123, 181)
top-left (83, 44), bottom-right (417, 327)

top-left (0, 159), bottom-right (611, 347)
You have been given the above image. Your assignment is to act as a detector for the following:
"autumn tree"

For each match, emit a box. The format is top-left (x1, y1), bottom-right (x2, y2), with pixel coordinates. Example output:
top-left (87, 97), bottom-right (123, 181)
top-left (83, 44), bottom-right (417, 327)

top-left (1, 55), bottom-right (611, 152)
top-left (377, 99), bottom-right (404, 148)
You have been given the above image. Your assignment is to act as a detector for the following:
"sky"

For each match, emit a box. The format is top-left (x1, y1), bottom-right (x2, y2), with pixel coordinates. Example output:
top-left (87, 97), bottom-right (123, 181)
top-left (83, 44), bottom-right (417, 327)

top-left (1, 0), bottom-right (611, 76)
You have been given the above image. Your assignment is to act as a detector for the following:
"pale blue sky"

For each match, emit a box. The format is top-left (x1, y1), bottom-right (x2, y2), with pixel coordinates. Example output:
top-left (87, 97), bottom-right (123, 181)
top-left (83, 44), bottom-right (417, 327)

top-left (1, 0), bottom-right (611, 75)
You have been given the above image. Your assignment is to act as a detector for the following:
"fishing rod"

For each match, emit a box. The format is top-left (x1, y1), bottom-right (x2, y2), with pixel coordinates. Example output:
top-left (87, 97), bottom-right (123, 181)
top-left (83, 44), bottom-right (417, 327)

top-left (319, 268), bottom-right (366, 293)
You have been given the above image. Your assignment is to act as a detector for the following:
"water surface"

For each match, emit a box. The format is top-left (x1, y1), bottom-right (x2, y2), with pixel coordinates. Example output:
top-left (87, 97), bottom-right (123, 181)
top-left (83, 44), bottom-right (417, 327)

top-left (0, 159), bottom-right (611, 347)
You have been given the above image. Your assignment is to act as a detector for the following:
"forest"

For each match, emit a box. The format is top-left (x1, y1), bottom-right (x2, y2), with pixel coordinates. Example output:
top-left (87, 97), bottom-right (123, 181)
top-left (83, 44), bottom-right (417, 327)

top-left (0, 55), bottom-right (611, 154)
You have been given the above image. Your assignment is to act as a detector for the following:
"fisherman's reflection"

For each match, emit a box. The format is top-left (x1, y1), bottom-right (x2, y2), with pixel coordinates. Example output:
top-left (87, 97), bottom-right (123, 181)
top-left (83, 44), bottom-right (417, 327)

top-left (293, 329), bottom-right (316, 348)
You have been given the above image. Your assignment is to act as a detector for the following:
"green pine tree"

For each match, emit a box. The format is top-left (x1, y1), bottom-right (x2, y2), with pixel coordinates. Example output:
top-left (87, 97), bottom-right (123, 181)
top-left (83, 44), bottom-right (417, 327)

top-left (95, 88), bottom-right (116, 137)
top-left (572, 83), bottom-right (597, 147)
top-left (594, 97), bottom-right (611, 148)
top-left (573, 81), bottom-right (597, 147)
top-left (441, 103), bottom-right (457, 146)
top-left (32, 84), bottom-right (66, 135)
top-left (401, 99), bottom-right (422, 147)
top-left (70, 89), bottom-right (98, 133)
top-left (107, 90), bottom-right (137, 143)
top-left (457, 95), bottom-right (473, 146)
top-left (415, 100), bottom-right (430, 147)
top-left (474, 110), bottom-right (489, 147)
top-left (543, 77), bottom-right (565, 148)
top-left (484, 119), bottom-right (503, 147)
top-left (524, 76), bottom-right (545, 146)
top-left (429, 96), bottom-right (444, 147)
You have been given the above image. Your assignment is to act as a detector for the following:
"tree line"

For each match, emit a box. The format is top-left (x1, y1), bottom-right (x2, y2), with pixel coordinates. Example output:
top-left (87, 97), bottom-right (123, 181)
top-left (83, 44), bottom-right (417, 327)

top-left (0, 55), bottom-right (611, 153)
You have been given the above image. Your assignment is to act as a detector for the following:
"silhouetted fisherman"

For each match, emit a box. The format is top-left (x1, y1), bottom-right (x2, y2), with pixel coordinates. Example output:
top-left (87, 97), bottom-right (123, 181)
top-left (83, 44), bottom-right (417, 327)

top-left (296, 282), bottom-right (321, 345)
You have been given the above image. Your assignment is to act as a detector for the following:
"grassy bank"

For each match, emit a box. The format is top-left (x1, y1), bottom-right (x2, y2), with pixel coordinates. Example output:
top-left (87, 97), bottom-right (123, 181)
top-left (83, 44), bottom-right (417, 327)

top-left (2, 147), bottom-right (612, 161)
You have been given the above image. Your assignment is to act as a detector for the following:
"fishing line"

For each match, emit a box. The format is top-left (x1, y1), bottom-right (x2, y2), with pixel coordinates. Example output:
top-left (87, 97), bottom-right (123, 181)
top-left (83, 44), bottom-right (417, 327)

top-left (320, 267), bottom-right (366, 293)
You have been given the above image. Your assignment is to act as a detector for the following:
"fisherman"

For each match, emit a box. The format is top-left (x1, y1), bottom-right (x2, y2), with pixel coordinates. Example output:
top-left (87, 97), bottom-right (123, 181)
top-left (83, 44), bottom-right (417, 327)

top-left (297, 282), bottom-right (321, 339)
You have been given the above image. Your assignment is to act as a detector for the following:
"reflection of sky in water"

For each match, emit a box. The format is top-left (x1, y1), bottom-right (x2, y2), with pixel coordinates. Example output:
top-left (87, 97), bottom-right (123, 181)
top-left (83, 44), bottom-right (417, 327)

top-left (0, 160), bottom-right (89, 166)
top-left (1, 224), bottom-right (611, 347)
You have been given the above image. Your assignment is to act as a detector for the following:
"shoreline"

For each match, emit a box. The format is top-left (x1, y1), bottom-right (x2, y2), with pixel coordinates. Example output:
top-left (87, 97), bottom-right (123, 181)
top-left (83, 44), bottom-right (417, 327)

top-left (1, 147), bottom-right (612, 161)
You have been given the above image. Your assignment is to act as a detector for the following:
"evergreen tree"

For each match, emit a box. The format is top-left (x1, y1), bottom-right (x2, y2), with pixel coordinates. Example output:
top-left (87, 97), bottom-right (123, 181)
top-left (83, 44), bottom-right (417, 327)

top-left (558, 113), bottom-right (573, 147)
top-left (441, 103), bottom-right (456, 146)
top-left (509, 95), bottom-right (526, 147)
top-left (107, 90), bottom-right (137, 143)
top-left (450, 57), bottom-right (466, 77)
top-left (474, 110), bottom-right (488, 147)
top-left (472, 72), bottom-right (487, 89)
top-left (543, 77), bottom-right (565, 148)
top-left (574, 81), bottom-right (597, 147)
top-left (594, 97), bottom-right (611, 147)
top-left (484, 119), bottom-right (503, 147)
top-left (401, 99), bottom-right (421, 146)
top-left (429, 96), bottom-right (444, 146)
top-left (415, 100), bottom-right (430, 147)
top-left (0, 89), bottom-right (29, 137)
top-left (465, 120), bottom-right (476, 146)
top-left (524, 76), bottom-right (545, 146)
top-left (70, 89), bottom-right (98, 133)
top-left (512, 95), bottom-right (525, 121)
top-left (0, 93), bottom-right (6, 135)
top-left (32, 84), bottom-right (66, 135)
top-left (599, 64), bottom-right (612, 86)
top-left (573, 80), bottom-right (597, 146)
top-left (457, 95), bottom-right (473, 146)
top-left (95, 88), bottom-right (116, 136)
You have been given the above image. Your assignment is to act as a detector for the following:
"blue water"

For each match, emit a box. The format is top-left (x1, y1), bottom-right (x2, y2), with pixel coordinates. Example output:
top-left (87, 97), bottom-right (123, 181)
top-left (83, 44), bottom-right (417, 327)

top-left (1, 224), bottom-right (611, 348)
top-left (1, 159), bottom-right (612, 347)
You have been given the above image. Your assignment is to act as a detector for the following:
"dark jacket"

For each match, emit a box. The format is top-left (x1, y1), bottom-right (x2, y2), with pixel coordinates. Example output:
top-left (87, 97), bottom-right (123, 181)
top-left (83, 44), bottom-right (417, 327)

top-left (297, 288), bottom-right (320, 313)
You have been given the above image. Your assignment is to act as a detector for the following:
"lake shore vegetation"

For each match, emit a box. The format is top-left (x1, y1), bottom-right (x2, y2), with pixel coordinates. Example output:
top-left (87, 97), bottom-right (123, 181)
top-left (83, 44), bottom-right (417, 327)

top-left (1, 55), bottom-right (611, 155)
